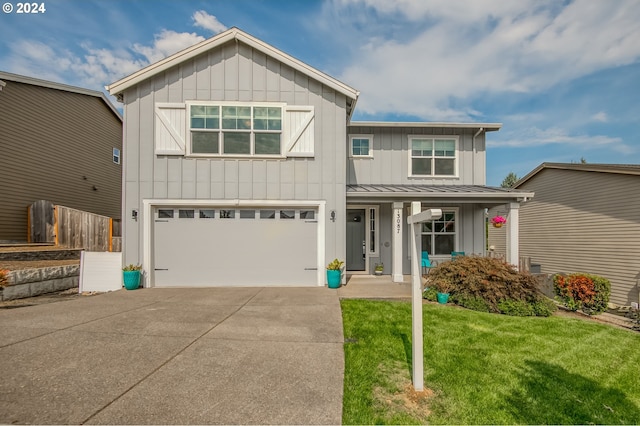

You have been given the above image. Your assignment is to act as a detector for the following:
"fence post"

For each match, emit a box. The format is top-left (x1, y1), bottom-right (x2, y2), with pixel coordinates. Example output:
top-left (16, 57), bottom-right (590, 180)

top-left (109, 218), bottom-right (113, 252)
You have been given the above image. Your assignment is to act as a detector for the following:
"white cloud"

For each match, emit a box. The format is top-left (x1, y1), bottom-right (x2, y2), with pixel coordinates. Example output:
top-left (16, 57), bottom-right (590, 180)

top-left (192, 10), bottom-right (227, 34)
top-left (329, 0), bottom-right (640, 120)
top-left (590, 111), bottom-right (609, 123)
top-left (132, 29), bottom-right (205, 64)
top-left (489, 126), bottom-right (633, 154)
top-left (6, 26), bottom-right (207, 93)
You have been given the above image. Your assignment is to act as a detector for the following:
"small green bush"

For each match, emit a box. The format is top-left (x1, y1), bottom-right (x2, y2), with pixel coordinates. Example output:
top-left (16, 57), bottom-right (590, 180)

top-left (422, 286), bottom-right (437, 302)
top-left (531, 298), bottom-right (558, 317)
top-left (451, 294), bottom-right (491, 312)
top-left (553, 273), bottom-right (610, 315)
top-left (426, 256), bottom-right (553, 317)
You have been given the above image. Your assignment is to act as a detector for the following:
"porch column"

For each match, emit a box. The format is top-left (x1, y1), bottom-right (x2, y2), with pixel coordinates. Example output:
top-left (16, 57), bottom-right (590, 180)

top-left (506, 202), bottom-right (520, 269)
top-left (392, 202), bottom-right (404, 282)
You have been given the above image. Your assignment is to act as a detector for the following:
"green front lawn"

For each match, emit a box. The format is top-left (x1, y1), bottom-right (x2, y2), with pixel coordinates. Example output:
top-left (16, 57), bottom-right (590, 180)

top-left (342, 299), bottom-right (640, 425)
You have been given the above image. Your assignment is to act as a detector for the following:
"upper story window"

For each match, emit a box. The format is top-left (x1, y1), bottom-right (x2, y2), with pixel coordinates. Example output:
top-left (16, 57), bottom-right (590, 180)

top-left (113, 148), bottom-right (121, 164)
top-left (409, 136), bottom-right (457, 177)
top-left (350, 135), bottom-right (373, 158)
top-left (188, 103), bottom-right (283, 157)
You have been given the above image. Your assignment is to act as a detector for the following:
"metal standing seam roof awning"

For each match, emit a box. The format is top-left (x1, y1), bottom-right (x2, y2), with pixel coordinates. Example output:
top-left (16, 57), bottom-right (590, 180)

top-left (346, 184), bottom-right (534, 206)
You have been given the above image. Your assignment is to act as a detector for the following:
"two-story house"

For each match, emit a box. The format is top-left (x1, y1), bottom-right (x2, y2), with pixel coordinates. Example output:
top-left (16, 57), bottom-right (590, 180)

top-left (107, 28), bottom-right (532, 288)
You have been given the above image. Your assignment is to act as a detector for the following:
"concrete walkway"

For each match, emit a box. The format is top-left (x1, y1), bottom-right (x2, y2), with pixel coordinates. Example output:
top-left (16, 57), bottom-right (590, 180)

top-left (339, 274), bottom-right (413, 299)
top-left (0, 287), bottom-right (344, 425)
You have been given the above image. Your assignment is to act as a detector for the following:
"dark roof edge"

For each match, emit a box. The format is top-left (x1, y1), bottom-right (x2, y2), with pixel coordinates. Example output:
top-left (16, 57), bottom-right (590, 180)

top-left (515, 162), bottom-right (640, 187)
top-left (0, 71), bottom-right (122, 121)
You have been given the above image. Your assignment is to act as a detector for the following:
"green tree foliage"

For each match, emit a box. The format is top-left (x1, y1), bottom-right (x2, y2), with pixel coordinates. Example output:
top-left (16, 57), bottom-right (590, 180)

top-left (501, 172), bottom-right (519, 188)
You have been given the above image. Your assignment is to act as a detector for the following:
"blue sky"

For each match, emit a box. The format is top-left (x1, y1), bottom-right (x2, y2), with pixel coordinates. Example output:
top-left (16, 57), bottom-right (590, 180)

top-left (1, 0), bottom-right (639, 186)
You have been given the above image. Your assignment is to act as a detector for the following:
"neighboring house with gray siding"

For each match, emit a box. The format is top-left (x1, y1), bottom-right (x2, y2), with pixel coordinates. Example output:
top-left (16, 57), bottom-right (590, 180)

top-left (107, 27), bottom-right (532, 288)
top-left (489, 163), bottom-right (640, 306)
top-left (0, 71), bottom-right (123, 242)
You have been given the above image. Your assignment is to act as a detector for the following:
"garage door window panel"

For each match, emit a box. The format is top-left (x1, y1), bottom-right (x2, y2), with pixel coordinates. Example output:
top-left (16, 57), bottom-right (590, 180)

top-left (199, 209), bottom-right (215, 219)
top-left (260, 210), bottom-right (276, 219)
top-left (300, 210), bottom-right (315, 220)
top-left (240, 210), bottom-right (256, 219)
top-left (280, 210), bottom-right (295, 219)
top-left (179, 209), bottom-right (195, 219)
top-left (220, 210), bottom-right (236, 219)
top-left (158, 209), bottom-right (174, 219)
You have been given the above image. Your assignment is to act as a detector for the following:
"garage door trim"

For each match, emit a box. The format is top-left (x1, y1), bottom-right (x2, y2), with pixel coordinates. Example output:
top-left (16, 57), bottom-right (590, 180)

top-left (142, 199), bottom-right (326, 287)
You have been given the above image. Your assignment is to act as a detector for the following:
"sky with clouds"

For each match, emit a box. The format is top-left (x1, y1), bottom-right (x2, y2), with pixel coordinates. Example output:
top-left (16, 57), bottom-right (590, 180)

top-left (1, 0), bottom-right (638, 185)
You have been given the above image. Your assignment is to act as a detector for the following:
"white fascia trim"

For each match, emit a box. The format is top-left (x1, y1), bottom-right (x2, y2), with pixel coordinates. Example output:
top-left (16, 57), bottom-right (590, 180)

top-left (108, 28), bottom-right (359, 102)
top-left (346, 192), bottom-right (535, 200)
top-left (350, 121), bottom-right (502, 131)
top-left (142, 199), bottom-right (326, 287)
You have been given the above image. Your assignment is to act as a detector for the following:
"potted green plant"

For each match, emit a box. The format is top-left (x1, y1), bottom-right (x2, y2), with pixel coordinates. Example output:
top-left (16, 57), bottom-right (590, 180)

top-left (122, 264), bottom-right (142, 290)
top-left (434, 277), bottom-right (454, 304)
top-left (326, 259), bottom-right (344, 289)
top-left (374, 263), bottom-right (384, 276)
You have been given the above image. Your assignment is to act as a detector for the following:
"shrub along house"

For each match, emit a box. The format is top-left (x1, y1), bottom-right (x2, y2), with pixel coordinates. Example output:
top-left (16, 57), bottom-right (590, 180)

top-left (107, 27), bottom-right (533, 288)
top-left (490, 163), bottom-right (640, 306)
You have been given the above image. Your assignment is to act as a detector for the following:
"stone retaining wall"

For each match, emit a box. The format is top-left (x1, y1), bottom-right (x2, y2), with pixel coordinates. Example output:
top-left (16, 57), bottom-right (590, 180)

top-left (0, 265), bottom-right (80, 301)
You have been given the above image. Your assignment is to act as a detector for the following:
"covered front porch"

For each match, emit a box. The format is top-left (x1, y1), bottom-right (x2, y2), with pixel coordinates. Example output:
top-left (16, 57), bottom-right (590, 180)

top-left (346, 184), bottom-right (534, 282)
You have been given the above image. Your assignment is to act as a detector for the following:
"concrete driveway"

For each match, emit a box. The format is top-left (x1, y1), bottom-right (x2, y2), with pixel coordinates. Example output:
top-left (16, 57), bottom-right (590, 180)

top-left (0, 287), bottom-right (344, 425)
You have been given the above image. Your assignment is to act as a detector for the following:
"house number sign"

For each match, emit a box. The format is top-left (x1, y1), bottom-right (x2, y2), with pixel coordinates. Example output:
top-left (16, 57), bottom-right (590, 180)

top-left (396, 210), bottom-right (401, 234)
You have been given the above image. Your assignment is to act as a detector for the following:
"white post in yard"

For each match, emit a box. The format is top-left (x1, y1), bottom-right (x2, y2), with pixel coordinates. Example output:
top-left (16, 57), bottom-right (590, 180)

top-left (407, 202), bottom-right (442, 392)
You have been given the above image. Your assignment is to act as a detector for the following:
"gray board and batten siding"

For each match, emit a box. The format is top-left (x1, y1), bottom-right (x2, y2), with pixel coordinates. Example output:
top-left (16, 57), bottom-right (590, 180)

top-left (347, 124), bottom-right (489, 186)
top-left (119, 38), bottom-right (350, 267)
top-left (516, 166), bottom-right (640, 306)
top-left (0, 74), bottom-right (122, 242)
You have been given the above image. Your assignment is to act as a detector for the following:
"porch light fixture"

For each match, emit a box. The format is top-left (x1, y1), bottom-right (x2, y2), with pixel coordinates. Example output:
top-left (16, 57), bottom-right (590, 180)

top-left (132, 209), bottom-right (138, 221)
top-left (330, 210), bottom-right (336, 222)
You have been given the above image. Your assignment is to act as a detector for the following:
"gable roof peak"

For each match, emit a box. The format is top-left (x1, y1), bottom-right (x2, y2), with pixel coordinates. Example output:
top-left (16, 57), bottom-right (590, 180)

top-left (106, 27), bottom-right (359, 107)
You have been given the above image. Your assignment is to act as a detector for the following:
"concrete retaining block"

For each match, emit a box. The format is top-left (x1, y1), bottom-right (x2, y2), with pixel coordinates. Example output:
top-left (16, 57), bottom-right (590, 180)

top-left (12, 268), bottom-right (41, 285)
top-left (1, 266), bottom-right (80, 301)
top-left (2, 283), bottom-right (31, 300)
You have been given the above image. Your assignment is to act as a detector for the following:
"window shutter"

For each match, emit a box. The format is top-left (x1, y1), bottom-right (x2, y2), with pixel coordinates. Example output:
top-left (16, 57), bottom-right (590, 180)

top-left (155, 103), bottom-right (186, 155)
top-left (283, 106), bottom-right (314, 157)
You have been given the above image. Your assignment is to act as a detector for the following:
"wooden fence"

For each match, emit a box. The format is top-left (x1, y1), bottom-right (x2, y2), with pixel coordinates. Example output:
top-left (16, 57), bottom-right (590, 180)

top-left (28, 200), bottom-right (121, 252)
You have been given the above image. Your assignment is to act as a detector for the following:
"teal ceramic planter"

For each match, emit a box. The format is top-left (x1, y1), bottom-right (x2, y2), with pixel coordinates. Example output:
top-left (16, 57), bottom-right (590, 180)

top-left (437, 292), bottom-right (450, 304)
top-left (123, 270), bottom-right (141, 290)
top-left (327, 270), bottom-right (341, 289)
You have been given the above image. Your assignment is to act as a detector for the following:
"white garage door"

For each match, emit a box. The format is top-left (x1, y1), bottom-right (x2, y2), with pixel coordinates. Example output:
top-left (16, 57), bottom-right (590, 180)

top-left (153, 207), bottom-right (318, 287)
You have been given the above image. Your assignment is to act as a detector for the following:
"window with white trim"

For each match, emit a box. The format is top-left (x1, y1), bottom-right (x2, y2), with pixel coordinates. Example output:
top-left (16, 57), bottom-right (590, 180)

top-left (189, 103), bottom-right (283, 156)
top-left (368, 207), bottom-right (378, 254)
top-left (350, 135), bottom-right (373, 158)
top-left (421, 210), bottom-right (457, 255)
top-left (409, 136), bottom-right (457, 176)
top-left (113, 148), bottom-right (121, 164)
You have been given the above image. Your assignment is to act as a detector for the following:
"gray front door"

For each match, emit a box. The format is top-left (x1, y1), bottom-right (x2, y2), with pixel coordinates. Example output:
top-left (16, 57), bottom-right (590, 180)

top-left (346, 209), bottom-right (366, 271)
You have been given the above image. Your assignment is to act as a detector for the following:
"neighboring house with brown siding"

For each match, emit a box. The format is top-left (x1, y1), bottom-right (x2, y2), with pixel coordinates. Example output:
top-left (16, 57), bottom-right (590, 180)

top-left (0, 71), bottom-right (123, 242)
top-left (489, 163), bottom-right (640, 306)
